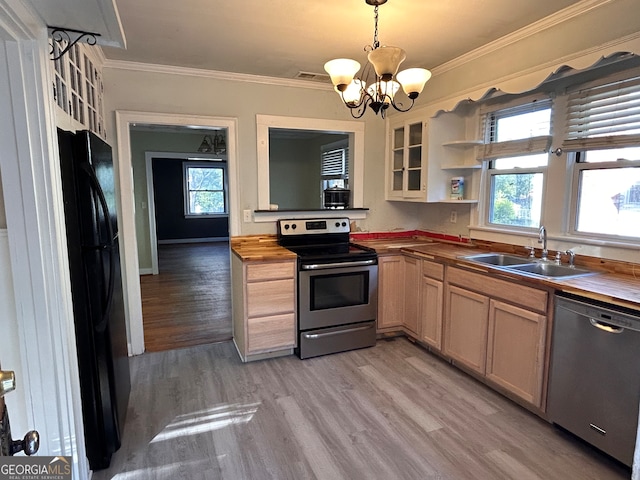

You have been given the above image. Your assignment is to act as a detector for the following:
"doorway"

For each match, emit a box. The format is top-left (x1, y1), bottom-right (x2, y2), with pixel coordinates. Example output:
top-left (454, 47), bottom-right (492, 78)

top-left (114, 112), bottom-right (239, 355)
top-left (140, 145), bottom-right (233, 352)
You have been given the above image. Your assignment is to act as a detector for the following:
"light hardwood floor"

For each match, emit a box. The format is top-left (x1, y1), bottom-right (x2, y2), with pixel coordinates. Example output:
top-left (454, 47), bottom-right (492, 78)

top-left (140, 242), bottom-right (232, 352)
top-left (94, 338), bottom-right (630, 480)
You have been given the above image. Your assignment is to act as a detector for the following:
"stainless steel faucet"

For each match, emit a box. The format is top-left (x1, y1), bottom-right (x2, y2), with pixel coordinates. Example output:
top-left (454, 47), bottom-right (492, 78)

top-left (538, 226), bottom-right (548, 261)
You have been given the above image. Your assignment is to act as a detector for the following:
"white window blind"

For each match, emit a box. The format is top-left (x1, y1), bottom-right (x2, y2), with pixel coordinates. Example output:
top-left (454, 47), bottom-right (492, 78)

top-left (562, 72), bottom-right (640, 151)
top-left (479, 96), bottom-right (552, 161)
top-left (321, 147), bottom-right (348, 178)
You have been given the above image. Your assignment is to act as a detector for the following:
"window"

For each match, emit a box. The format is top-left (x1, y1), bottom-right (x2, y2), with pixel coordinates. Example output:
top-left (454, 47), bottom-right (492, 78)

top-left (183, 161), bottom-right (227, 216)
top-left (321, 141), bottom-right (349, 191)
top-left (572, 149), bottom-right (640, 239)
top-left (564, 72), bottom-right (640, 240)
top-left (480, 97), bottom-right (552, 228)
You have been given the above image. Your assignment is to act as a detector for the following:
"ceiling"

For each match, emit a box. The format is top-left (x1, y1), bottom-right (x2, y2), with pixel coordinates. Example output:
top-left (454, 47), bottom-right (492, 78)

top-left (93, 0), bottom-right (583, 82)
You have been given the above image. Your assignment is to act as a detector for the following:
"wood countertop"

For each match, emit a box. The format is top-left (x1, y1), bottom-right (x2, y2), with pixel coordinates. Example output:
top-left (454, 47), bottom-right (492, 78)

top-left (231, 235), bottom-right (640, 310)
top-left (231, 235), bottom-right (296, 262)
top-left (358, 240), bottom-right (640, 311)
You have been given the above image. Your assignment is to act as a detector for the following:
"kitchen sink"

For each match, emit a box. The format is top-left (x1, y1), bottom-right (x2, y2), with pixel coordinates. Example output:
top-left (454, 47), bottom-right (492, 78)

top-left (506, 262), bottom-right (597, 279)
top-left (461, 253), bottom-right (536, 267)
top-left (461, 252), bottom-right (599, 280)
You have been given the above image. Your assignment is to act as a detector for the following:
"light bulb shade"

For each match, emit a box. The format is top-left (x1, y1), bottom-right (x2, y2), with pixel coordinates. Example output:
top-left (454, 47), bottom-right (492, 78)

top-left (367, 46), bottom-right (406, 77)
top-left (367, 80), bottom-right (400, 104)
top-left (396, 68), bottom-right (432, 96)
top-left (337, 79), bottom-right (365, 106)
top-left (324, 58), bottom-right (361, 87)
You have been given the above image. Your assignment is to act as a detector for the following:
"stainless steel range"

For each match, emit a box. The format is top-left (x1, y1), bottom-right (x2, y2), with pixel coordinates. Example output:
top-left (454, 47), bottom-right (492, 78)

top-left (277, 218), bottom-right (378, 359)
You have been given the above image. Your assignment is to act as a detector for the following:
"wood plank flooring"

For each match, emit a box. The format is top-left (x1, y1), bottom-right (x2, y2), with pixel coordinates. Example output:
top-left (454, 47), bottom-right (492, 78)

top-left (140, 242), bottom-right (232, 352)
top-left (93, 338), bottom-right (630, 480)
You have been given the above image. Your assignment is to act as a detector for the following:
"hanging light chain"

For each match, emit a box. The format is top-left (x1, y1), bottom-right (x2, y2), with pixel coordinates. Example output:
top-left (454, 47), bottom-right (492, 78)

top-left (372, 5), bottom-right (380, 49)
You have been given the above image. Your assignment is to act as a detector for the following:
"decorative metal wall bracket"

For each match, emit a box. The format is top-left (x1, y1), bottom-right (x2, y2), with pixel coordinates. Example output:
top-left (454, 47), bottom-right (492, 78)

top-left (48, 26), bottom-right (101, 60)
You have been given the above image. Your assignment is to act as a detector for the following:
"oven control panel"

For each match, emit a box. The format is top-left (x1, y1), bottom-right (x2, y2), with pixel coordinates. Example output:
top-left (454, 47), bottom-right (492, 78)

top-left (278, 218), bottom-right (350, 236)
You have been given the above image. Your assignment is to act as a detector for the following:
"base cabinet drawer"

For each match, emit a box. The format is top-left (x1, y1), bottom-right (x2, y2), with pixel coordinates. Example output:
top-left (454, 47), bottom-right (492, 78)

top-left (247, 278), bottom-right (295, 317)
top-left (247, 313), bottom-right (296, 353)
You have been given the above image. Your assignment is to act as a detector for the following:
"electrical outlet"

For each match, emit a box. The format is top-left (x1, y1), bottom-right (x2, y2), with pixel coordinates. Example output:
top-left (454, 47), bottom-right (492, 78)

top-left (243, 209), bottom-right (252, 222)
top-left (450, 210), bottom-right (457, 223)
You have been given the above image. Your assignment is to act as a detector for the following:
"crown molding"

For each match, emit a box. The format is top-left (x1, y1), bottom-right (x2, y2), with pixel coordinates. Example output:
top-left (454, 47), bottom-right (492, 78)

top-left (102, 59), bottom-right (334, 91)
top-left (432, 0), bottom-right (615, 76)
top-left (425, 30), bottom-right (640, 114)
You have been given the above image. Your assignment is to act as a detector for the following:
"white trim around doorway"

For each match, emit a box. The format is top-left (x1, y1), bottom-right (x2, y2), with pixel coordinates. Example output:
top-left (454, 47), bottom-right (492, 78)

top-left (114, 111), bottom-right (239, 356)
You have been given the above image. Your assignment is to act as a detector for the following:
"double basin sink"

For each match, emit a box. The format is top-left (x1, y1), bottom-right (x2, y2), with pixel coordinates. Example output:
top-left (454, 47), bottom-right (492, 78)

top-left (460, 253), bottom-right (598, 280)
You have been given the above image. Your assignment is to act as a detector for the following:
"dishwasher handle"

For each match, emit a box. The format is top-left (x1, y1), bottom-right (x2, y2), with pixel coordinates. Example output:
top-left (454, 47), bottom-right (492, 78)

top-left (589, 318), bottom-right (624, 334)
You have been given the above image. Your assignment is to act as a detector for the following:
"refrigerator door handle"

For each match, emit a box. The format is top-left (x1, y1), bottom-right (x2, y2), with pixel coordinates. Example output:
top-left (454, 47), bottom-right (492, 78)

top-left (80, 164), bottom-right (116, 333)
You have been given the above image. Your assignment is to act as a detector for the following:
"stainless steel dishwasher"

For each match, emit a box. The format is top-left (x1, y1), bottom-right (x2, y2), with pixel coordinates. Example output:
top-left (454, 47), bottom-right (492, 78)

top-left (548, 293), bottom-right (640, 467)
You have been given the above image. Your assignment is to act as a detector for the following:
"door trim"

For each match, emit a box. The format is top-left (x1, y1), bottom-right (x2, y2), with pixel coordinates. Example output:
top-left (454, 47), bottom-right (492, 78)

top-left (0, 3), bottom-right (87, 477)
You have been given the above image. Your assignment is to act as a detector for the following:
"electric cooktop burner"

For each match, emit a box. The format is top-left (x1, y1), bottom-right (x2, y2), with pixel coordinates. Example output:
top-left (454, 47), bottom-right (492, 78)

top-left (276, 217), bottom-right (377, 264)
top-left (287, 243), bottom-right (374, 258)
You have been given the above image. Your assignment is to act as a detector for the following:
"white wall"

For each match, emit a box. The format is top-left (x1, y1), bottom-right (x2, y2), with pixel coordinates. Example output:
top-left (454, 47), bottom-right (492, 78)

top-left (102, 67), bottom-right (424, 236)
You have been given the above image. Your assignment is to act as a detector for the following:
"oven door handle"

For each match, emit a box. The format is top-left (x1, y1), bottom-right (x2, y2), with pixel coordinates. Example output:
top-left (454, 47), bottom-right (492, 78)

top-left (301, 259), bottom-right (377, 270)
top-left (302, 324), bottom-right (374, 339)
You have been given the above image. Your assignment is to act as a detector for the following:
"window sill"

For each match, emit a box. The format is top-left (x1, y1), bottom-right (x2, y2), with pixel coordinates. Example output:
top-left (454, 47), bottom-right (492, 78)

top-left (184, 213), bottom-right (229, 219)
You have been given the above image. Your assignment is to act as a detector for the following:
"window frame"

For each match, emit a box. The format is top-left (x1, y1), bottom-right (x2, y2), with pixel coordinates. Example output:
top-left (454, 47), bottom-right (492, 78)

top-left (320, 139), bottom-right (349, 197)
top-left (485, 160), bottom-right (548, 230)
top-left (182, 160), bottom-right (229, 218)
top-left (568, 152), bottom-right (640, 241)
top-left (479, 95), bottom-right (552, 231)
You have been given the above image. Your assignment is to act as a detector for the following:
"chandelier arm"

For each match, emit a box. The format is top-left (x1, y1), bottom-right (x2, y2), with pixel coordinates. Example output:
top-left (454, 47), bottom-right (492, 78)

top-left (338, 89), bottom-right (364, 110)
top-left (339, 88), bottom-right (372, 119)
top-left (349, 104), bottom-right (368, 119)
top-left (389, 96), bottom-right (417, 113)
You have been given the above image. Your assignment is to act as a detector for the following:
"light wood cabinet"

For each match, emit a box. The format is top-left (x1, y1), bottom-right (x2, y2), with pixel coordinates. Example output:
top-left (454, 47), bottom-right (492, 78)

top-left (419, 258), bottom-right (444, 350)
top-left (387, 120), bottom-right (427, 201)
top-left (402, 255), bottom-right (421, 335)
top-left (443, 266), bottom-right (549, 408)
top-left (377, 254), bottom-right (405, 330)
top-left (444, 285), bottom-right (490, 374)
top-left (486, 300), bottom-right (547, 406)
top-left (232, 255), bottom-right (296, 361)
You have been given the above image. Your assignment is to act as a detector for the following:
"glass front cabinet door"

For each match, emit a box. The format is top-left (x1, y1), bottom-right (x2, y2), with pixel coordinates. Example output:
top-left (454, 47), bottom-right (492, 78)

top-left (388, 120), bottom-right (427, 201)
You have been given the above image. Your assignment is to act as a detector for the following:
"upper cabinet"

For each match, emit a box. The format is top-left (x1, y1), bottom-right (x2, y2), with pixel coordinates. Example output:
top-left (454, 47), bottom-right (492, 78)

top-left (51, 42), bottom-right (106, 139)
top-left (386, 105), bottom-right (483, 203)
top-left (387, 120), bottom-right (427, 201)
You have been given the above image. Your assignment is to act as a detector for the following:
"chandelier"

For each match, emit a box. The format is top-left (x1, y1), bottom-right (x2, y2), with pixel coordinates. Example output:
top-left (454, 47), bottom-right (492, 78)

top-left (324, 0), bottom-right (431, 119)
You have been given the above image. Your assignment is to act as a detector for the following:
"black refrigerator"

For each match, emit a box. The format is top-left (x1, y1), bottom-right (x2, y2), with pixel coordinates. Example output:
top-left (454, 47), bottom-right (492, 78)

top-left (57, 129), bottom-right (131, 470)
